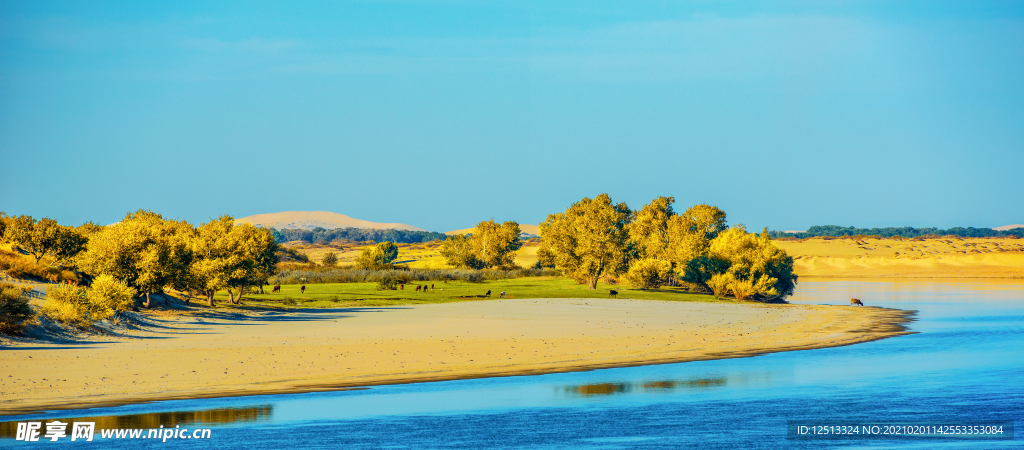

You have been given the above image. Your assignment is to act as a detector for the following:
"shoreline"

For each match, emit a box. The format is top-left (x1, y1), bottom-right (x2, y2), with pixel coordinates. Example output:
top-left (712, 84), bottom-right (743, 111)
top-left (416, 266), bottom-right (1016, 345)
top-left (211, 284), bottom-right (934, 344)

top-left (1, 299), bottom-right (915, 416)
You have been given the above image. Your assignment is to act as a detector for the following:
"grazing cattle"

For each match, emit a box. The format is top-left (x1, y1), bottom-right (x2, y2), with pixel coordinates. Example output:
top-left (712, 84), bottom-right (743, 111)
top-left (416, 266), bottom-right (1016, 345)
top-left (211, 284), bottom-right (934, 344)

top-left (485, 290), bottom-right (491, 298)
top-left (272, 285), bottom-right (281, 293)
top-left (500, 291), bottom-right (506, 298)
top-left (431, 283), bottom-right (434, 291)
top-left (400, 284), bottom-right (404, 290)
top-left (416, 285), bottom-right (422, 292)
top-left (850, 298), bottom-right (864, 306)
top-left (609, 289), bottom-right (618, 298)
top-left (301, 285), bottom-right (306, 294)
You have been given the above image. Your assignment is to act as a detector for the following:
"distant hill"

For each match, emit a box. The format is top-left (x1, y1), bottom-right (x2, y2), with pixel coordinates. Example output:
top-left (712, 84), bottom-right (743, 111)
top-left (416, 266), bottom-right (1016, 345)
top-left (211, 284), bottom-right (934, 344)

top-left (446, 223), bottom-right (540, 237)
top-left (236, 211), bottom-right (425, 231)
top-left (993, 224), bottom-right (1024, 231)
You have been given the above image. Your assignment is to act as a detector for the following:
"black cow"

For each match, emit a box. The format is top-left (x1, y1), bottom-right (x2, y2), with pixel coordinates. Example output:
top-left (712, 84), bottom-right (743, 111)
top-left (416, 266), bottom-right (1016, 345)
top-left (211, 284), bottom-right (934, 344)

top-left (609, 289), bottom-right (618, 298)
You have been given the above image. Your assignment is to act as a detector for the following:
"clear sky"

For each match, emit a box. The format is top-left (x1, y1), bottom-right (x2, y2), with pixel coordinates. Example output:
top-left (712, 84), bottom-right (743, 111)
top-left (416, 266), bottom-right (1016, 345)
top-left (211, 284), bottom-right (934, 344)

top-left (1, 1), bottom-right (1022, 232)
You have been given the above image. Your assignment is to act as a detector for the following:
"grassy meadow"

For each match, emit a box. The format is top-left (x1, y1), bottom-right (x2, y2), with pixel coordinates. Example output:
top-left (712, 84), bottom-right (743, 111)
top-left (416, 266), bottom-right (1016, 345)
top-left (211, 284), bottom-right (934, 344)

top-left (212, 276), bottom-right (718, 309)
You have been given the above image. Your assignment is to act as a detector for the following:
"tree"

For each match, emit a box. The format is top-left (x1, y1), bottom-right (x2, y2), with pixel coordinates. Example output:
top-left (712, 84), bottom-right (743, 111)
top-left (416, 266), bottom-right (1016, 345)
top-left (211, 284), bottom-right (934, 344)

top-left (706, 226), bottom-right (797, 300)
top-left (354, 241), bottom-right (399, 270)
top-left (190, 216), bottom-right (278, 305)
top-left (625, 258), bottom-right (672, 289)
top-left (471, 219), bottom-right (523, 269)
top-left (78, 210), bottom-right (194, 308)
top-left (321, 251), bottom-right (338, 266)
top-left (539, 193), bottom-right (631, 289)
top-left (2, 216), bottom-right (86, 265)
top-left (626, 196), bottom-right (674, 260)
top-left (666, 204), bottom-right (728, 267)
top-left (439, 234), bottom-right (483, 269)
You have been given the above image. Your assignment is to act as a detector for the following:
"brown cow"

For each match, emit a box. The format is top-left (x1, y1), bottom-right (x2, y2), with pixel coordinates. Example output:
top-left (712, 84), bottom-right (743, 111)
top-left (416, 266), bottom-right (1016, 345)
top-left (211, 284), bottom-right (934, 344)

top-left (850, 298), bottom-right (864, 306)
top-left (416, 285), bottom-right (422, 292)
top-left (272, 284), bottom-right (281, 293)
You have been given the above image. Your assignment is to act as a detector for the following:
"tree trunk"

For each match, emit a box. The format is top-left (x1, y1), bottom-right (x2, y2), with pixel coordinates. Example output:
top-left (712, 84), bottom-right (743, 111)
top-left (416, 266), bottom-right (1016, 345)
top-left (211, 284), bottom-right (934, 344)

top-left (144, 292), bottom-right (152, 308)
top-left (207, 291), bottom-right (214, 307)
top-left (589, 277), bottom-right (598, 289)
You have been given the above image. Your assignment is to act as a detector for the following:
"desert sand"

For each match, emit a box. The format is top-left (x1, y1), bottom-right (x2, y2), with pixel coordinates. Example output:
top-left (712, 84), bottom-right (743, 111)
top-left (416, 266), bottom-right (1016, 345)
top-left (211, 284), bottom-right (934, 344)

top-left (1, 299), bottom-right (912, 415)
top-left (775, 237), bottom-right (1024, 278)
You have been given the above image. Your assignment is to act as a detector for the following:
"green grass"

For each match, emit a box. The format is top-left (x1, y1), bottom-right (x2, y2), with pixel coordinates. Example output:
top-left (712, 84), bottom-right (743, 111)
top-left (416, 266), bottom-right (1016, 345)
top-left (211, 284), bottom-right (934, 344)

top-left (210, 276), bottom-right (721, 309)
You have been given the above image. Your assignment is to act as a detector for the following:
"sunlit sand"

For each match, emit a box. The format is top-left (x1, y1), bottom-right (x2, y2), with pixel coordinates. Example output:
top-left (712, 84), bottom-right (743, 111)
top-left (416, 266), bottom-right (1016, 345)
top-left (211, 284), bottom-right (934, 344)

top-left (1, 298), bottom-right (911, 415)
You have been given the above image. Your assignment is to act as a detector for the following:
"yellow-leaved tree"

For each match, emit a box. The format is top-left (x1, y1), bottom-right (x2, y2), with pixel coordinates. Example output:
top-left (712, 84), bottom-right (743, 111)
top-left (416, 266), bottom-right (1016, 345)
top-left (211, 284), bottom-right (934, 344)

top-left (624, 196), bottom-right (675, 288)
top-left (471, 220), bottom-right (522, 269)
top-left (190, 216), bottom-right (278, 305)
top-left (439, 234), bottom-right (482, 269)
top-left (440, 220), bottom-right (522, 270)
top-left (666, 203), bottom-right (728, 268)
top-left (354, 241), bottom-right (400, 270)
top-left (707, 226), bottom-right (797, 300)
top-left (540, 194), bottom-right (631, 289)
top-left (78, 210), bottom-right (193, 308)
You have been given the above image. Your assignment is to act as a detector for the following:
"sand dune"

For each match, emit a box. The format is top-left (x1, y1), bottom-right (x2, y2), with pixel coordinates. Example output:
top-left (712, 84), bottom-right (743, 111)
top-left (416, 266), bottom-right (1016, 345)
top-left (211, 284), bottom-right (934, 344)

top-left (0, 299), bottom-right (911, 415)
top-left (993, 224), bottom-right (1024, 231)
top-left (236, 211), bottom-right (426, 231)
top-left (776, 237), bottom-right (1024, 278)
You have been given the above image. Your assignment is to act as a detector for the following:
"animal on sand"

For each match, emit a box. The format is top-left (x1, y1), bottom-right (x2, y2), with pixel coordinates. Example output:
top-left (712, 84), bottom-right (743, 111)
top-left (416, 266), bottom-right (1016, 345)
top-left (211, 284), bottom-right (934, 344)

top-left (850, 298), bottom-right (864, 306)
top-left (609, 289), bottom-right (618, 298)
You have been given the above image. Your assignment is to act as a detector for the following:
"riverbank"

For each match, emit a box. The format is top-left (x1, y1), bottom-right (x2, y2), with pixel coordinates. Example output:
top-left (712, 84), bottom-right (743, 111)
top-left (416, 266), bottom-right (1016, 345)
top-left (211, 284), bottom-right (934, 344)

top-left (1, 298), bottom-right (914, 415)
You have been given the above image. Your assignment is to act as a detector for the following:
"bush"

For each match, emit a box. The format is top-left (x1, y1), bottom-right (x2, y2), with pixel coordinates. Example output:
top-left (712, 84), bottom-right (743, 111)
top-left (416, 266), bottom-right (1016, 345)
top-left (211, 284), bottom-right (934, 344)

top-left (281, 297), bottom-right (297, 306)
top-left (376, 276), bottom-right (399, 291)
top-left (625, 258), bottom-right (672, 289)
top-left (730, 278), bottom-right (756, 300)
top-left (707, 273), bottom-right (733, 298)
top-left (40, 282), bottom-right (92, 327)
top-left (0, 282), bottom-right (34, 334)
top-left (88, 274), bottom-right (135, 320)
top-left (321, 251), bottom-right (338, 266)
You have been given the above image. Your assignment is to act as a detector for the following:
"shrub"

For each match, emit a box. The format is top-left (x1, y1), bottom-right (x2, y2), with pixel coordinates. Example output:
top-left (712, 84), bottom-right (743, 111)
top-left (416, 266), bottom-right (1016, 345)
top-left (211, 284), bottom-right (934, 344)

top-left (625, 258), bottom-right (672, 289)
top-left (40, 282), bottom-right (92, 327)
top-left (0, 282), bottom-right (34, 334)
top-left (281, 297), bottom-right (297, 306)
top-left (707, 273), bottom-right (733, 298)
top-left (321, 251), bottom-right (338, 267)
top-left (88, 274), bottom-right (135, 320)
top-left (376, 276), bottom-right (399, 291)
top-left (730, 278), bottom-right (756, 300)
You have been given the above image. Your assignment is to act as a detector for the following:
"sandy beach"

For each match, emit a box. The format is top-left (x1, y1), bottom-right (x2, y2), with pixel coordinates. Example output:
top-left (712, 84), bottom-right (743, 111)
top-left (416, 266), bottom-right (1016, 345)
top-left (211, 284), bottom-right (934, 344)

top-left (1, 299), bottom-right (913, 415)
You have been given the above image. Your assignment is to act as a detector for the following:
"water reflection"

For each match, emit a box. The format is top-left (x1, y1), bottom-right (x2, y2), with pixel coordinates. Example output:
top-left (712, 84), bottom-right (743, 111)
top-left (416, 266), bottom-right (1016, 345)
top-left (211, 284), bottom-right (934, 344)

top-left (566, 377), bottom-right (727, 396)
top-left (0, 405), bottom-right (271, 439)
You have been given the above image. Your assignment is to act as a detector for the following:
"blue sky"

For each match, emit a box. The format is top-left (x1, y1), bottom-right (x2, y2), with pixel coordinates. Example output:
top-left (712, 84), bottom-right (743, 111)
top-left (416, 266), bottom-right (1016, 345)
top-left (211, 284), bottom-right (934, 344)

top-left (1, 1), bottom-right (1022, 231)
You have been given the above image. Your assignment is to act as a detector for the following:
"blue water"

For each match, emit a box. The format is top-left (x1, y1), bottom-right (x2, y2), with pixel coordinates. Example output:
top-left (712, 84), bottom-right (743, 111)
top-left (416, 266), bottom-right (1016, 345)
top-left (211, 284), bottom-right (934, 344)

top-left (3, 280), bottom-right (1023, 448)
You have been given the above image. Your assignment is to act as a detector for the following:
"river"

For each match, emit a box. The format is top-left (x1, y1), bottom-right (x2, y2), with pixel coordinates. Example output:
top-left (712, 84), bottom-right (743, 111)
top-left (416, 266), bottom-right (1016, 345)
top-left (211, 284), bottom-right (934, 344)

top-left (2, 279), bottom-right (1022, 448)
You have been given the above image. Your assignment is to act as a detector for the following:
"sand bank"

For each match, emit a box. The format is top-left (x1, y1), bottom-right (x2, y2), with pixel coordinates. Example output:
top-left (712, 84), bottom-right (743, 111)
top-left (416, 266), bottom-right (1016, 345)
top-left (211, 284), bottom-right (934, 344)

top-left (775, 237), bottom-right (1024, 278)
top-left (1, 299), bottom-right (913, 415)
